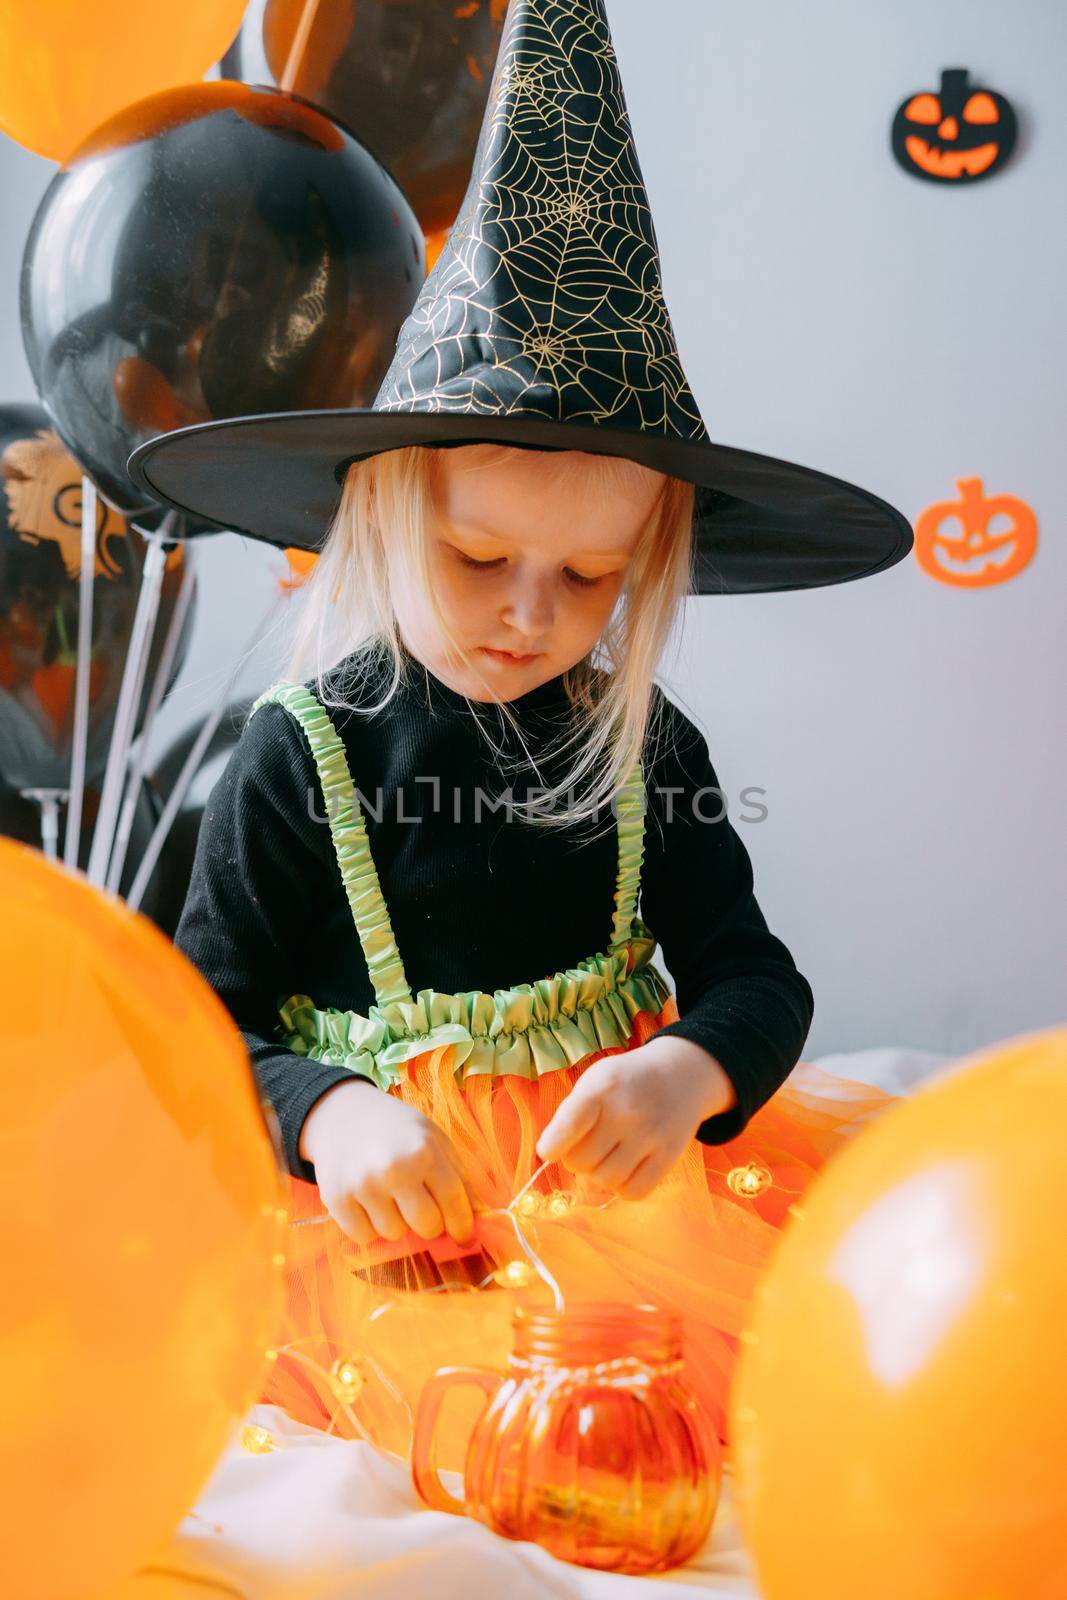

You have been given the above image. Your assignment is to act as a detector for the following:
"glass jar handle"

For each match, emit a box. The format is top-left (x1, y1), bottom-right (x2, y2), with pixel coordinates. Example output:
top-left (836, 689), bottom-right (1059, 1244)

top-left (411, 1365), bottom-right (503, 1515)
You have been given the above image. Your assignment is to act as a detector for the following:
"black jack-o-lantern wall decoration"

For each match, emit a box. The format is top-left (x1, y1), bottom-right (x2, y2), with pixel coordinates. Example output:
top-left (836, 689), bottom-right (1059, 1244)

top-left (891, 68), bottom-right (1017, 184)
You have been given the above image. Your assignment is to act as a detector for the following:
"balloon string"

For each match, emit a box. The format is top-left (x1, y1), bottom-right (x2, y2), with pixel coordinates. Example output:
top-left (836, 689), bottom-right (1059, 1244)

top-left (280, 0), bottom-right (325, 94)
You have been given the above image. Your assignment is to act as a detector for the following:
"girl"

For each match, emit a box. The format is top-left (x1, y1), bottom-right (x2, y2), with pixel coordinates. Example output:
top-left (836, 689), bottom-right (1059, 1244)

top-left (174, 437), bottom-right (898, 1467)
top-left (134, 0), bottom-right (913, 1473)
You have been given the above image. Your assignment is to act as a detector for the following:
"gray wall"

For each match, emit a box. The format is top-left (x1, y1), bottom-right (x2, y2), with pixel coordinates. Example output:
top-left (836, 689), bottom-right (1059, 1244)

top-left (2, 0), bottom-right (1063, 1059)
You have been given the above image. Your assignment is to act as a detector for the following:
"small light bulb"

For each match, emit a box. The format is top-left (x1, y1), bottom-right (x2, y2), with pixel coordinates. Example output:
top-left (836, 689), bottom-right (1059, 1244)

top-left (516, 1192), bottom-right (542, 1216)
top-left (329, 1354), bottom-right (366, 1405)
top-left (726, 1161), bottom-right (773, 1198)
top-left (241, 1423), bottom-right (275, 1454)
top-left (546, 1191), bottom-right (572, 1217)
top-left (493, 1259), bottom-right (536, 1288)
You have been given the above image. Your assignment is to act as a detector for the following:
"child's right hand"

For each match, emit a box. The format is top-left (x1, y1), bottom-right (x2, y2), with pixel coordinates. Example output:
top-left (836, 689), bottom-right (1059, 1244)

top-left (298, 1079), bottom-right (476, 1248)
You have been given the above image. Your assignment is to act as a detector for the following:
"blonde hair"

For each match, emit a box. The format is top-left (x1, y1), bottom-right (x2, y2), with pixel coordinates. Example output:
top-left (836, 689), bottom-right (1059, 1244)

top-left (282, 443), bottom-right (697, 834)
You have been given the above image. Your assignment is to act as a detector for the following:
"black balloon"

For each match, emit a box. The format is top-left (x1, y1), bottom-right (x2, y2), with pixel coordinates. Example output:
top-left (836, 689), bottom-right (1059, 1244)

top-left (0, 404), bottom-right (194, 790)
top-left (20, 82), bottom-right (425, 530)
top-left (221, 0), bottom-right (507, 237)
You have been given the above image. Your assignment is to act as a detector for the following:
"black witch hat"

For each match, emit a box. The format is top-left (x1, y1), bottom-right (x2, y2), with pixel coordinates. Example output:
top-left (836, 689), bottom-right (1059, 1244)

top-left (127, 0), bottom-right (912, 594)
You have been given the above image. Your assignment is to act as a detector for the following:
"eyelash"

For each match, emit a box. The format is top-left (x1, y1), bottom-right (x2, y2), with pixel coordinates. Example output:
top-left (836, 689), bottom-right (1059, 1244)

top-left (453, 549), bottom-right (603, 588)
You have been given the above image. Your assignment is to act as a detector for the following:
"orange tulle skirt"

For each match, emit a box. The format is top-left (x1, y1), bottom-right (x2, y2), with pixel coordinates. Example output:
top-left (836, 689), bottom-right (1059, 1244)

top-left (260, 998), bottom-right (898, 1471)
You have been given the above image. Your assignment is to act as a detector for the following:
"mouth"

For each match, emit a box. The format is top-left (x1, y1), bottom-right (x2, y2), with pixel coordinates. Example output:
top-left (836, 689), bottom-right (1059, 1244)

top-left (933, 538), bottom-right (1017, 576)
top-left (480, 647), bottom-right (542, 666)
top-left (903, 136), bottom-right (999, 178)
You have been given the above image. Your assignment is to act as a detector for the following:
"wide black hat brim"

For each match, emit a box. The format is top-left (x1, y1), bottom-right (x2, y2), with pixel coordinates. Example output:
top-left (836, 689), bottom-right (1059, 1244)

top-left (126, 409), bottom-right (912, 595)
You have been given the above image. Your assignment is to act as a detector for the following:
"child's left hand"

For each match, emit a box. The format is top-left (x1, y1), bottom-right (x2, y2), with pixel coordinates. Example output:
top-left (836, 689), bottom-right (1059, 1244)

top-left (534, 1035), bottom-right (737, 1202)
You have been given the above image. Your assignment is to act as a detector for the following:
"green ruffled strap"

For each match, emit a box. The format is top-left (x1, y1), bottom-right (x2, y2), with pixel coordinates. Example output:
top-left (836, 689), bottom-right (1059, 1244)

top-left (608, 756), bottom-right (646, 956)
top-left (277, 946), bottom-right (675, 1092)
top-left (248, 682), bottom-right (414, 1009)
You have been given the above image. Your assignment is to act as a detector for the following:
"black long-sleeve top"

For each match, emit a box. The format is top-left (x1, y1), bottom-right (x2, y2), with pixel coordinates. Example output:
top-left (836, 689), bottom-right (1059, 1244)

top-left (174, 647), bottom-right (815, 1183)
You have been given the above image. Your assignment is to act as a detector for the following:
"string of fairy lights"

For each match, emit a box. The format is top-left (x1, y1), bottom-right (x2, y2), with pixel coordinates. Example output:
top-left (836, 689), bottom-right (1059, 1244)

top-left (239, 1156), bottom-right (796, 1458)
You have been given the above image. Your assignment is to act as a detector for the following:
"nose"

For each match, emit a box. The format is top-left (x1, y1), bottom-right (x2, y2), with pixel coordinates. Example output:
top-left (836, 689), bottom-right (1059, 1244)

top-left (500, 568), bottom-right (554, 645)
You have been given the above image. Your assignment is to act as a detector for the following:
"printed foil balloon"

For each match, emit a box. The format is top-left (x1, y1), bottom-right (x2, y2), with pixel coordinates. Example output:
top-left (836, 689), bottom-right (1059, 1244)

top-left (221, 0), bottom-right (508, 236)
top-left (20, 82), bottom-right (424, 533)
top-left (0, 838), bottom-right (288, 1600)
top-left (0, 406), bottom-right (193, 789)
top-left (730, 1026), bottom-right (1067, 1600)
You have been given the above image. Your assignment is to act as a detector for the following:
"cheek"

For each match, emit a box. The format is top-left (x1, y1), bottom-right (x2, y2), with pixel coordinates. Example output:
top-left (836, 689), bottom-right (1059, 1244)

top-left (415, 546), bottom-right (476, 615)
top-left (436, 564), bottom-right (483, 620)
top-left (580, 579), bottom-right (625, 628)
top-left (556, 588), bottom-right (618, 649)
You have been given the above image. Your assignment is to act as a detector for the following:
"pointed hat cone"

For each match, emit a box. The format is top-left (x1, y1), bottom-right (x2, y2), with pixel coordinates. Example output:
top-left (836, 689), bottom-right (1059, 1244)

top-left (129, 0), bottom-right (911, 592)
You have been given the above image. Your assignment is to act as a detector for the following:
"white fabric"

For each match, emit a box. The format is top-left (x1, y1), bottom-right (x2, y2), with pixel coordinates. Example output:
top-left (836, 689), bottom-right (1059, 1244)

top-left (144, 1048), bottom-right (948, 1599)
top-left (154, 1405), bottom-right (756, 1598)
top-left (810, 1045), bottom-right (952, 1096)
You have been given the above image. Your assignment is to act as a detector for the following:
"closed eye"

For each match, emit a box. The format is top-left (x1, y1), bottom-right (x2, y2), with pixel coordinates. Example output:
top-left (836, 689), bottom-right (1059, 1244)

top-left (450, 547), bottom-right (604, 588)
top-left (452, 550), bottom-right (503, 572)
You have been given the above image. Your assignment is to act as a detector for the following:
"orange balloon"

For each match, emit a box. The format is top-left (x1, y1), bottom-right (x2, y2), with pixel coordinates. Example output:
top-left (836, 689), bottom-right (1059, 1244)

top-left (110, 1573), bottom-right (240, 1599)
top-left (730, 1026), bottom-right (1067, 1600)
top-left (424, 226), bottom-right (453, 275)
top-left (0, 839), bottom-right (287, 1600)
top-left (0, 0), bottom-right (249, 162)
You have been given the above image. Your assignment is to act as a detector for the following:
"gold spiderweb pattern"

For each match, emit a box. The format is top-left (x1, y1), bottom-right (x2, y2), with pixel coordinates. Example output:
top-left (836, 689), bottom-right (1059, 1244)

top-left (374, 0), bottom-right (710, 441)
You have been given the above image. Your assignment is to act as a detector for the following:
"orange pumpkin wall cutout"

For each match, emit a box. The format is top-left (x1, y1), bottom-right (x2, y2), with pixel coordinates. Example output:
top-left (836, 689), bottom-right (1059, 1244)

top-left (891, 68), bottom-right (1017, 183)
top-left (278, 547), bottom-right (318, 592)
top-left (914, 478), bottom-right (1037, 588)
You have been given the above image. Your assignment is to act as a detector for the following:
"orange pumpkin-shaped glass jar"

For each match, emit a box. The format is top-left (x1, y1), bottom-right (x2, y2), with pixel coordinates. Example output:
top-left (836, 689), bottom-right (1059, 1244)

top-left (412, 1301), bottom-right (721, 1574)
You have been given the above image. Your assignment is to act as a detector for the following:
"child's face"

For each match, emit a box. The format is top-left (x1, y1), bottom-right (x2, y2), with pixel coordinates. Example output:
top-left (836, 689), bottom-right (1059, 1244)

top-left (392, 446), bottom-right (663, 702)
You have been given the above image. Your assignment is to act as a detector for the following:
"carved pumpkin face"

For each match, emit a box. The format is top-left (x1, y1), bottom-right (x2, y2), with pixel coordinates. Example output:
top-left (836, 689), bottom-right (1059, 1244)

top-left (914, 477), bottom-right (1037, 588)
top-left (891, 68), bottom-right (1017, 183)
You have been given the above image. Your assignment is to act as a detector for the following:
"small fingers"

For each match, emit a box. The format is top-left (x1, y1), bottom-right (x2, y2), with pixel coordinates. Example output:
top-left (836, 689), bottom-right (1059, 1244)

top-left (359, 1190), bottom-right (409, 1242)
top-left (616, 1151), bottom-right (669, 1202)
top-left (391, 1181), bottom-right (446, 1241)
top-left (588, 1135), bottom-right (651, 1190)
top-left (327, 1131), bottom-right (477, 1249)
top-left (332, 1195), bottom-right (378, 1247)
top-left (562, 1121), bottom-right (621, 1176)
top-left (536, 1085), bottom-right (603, 1162)
top-left (430, 1157), bottom-right (476, 1244)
